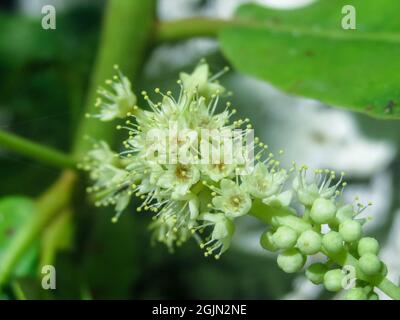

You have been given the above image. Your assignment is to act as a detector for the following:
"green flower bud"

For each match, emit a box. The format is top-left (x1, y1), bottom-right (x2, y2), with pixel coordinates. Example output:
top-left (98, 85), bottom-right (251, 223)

top-left (272, 226), bottom-right (298, 250)
top-left (359, 253), bottom-right (381, 276)
top-left (306, 263), bottom-right (328, 285)
top-left (296, 230), bottom-right (321, 255)
top-left (310, 198), bottom-right (336, 224)
top-left (260, 229), bottom-right (278, 252)
top-left (322, 231), bottom-right (344, 254)
top-left (297, 189), bottom-right (318, 207)
top-left (339, 219), bottom-right (362, 242)
top-left (344, 287), bottom-right (368, 300)
top-left (335, 204), bottom-right (354, 224)
top-left (358, 237), bottom-right (379, 256)
top-left (277, 248), bottom-right (306, 273)
top-left (323, 269), bottom-right (344, 292)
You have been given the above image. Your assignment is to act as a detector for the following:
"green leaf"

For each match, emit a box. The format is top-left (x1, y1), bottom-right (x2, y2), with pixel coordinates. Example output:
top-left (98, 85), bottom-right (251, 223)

top-left (0, 197), bottom-right (39, 278)
top-left (219, 0), bottom-right (400, 119)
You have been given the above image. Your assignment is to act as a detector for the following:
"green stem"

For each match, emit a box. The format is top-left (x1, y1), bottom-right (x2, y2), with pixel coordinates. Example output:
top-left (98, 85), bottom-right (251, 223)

top-left (154, 17), bottom-right (400, 44)
top-left (39, 208), bottom-right (73, 271)
top-left (11, 281), bottom-right (27, 300)
top-left (73, 0), bottom-right (156, 158)
top-left (154, 18), bottom-right (233, 42)
top-left (249, 201), bottom-right (400, 300)
top-left (0, 171), bottom-right (76, 286)
top-left (378, 278), bottom-right (400, 300)
top-left (0, 129), bottom-right (75, 169)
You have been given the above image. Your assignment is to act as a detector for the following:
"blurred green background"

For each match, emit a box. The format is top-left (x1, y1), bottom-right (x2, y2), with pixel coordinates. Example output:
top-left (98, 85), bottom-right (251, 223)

top-left (0, 0), bottom-right (399, 299)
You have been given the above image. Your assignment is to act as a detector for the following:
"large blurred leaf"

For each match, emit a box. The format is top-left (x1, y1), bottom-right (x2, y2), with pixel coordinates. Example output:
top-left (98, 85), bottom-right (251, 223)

top-left (219, 0), bottom-right (400, 119)
top-left (0, 197), bottom-right (38, 278)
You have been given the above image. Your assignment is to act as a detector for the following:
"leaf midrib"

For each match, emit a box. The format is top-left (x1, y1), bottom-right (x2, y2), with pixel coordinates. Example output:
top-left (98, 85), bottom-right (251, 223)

top-left (223, 19), bottom-right (400, 44)
top-left (155, 17), bottom-right (400, 44)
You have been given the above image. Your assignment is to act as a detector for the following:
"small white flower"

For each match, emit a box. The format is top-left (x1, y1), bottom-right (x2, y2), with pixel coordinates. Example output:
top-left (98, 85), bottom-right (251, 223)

top-left (241, 162), bottom-right (287, 199)
top-left (149, 208), bottom-right (193, 251)
top-left (81, 141), bottom-right (133, 218)
top-left (157, 164), bottom-right (200, 199)
top-left (180, 62), bottom-right (225, 99)
top-left (293, 166), bottom-right (345, 206)
top-left (93, 65), bottom-right (137, 121)
top-left (199, 212), bottom-right (235, 258)
top-left (263, 190), bottom-right (293, 208)
top-left (201, 162), bottom-right (236, 182)
top-left (86, 140), bottom-right (116, 164)
top-left (212, 179), bottom-right (251, 218)
top-left (187, 96), bottom-right (231, 130)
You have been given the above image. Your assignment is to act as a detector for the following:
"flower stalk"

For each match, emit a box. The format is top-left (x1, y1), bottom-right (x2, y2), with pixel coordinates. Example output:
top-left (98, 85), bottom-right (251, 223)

top-left (0, 129), bottom-right (75, 169)
top-left (250, 201), bottom-right (400, 300)
top-left (154, 18), bottom-right (233, 42)
top-left (73, 0), bottom-right (156, 158)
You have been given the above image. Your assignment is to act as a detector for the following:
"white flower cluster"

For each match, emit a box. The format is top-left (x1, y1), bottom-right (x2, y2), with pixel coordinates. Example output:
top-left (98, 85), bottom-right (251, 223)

top-left (82, 61), bottom-right (288, 257)
top-left (81, 61), bottom-right (395, 300)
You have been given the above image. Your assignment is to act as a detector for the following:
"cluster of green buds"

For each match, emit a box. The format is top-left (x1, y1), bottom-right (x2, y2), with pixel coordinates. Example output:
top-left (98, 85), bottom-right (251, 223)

top-left (260, 167), bottom-right (385, 299)
top-left (81, 61), bottom-right (393, 300)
